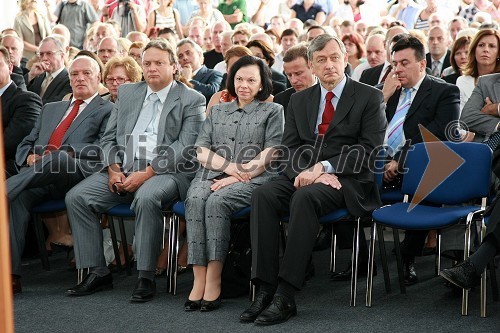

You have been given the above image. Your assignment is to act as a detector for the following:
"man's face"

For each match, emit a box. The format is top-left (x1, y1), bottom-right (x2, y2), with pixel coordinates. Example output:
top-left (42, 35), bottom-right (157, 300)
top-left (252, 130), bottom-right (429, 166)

top-left (177, 43), bottom-right (202, 70)
top-left (38, 40), bottom-right (65, 73)
top-left (307, 28), bottom-right (325, 43)
top-left (356, 23), bottom-right (367, 39)
top-left (428, 27), bottom-right (450, 58)
top-left (142, 47), bottom-right (176, 91)
top-left (1, 36), bottom-right (22, 66)
top-left (69, 58), bottom-right (101, 100)
top-left (309, 40), bottom-right (348, 88)
top-left (392, 47), bottom-right (426, 89)
top-left (220, 34), bottom-right (233, 55)
top-left (188, 26), bottom-right (204, 47)
top-left (95, 26), bottom-right (114, 46)
top-left (97, 38), bottom-right (119, 65)
top-left (429, 14), bottom-right (442, 28)
top-left (366, 36), bottom-right (386, 67)
top-left (270, 17), bottom-right (285, 33)
top-left (283, 57), bottom-right (315, 92)
top-left (211, 22), bottom-right (226, 49)
top-left (232, 33), bottom-right (249, 46)
top-left (281, 35), bottom-right (298, 53)
top-left (0, 55), bottom-right (12, 87)
top-left (450, 21), bottom-right (466, 41)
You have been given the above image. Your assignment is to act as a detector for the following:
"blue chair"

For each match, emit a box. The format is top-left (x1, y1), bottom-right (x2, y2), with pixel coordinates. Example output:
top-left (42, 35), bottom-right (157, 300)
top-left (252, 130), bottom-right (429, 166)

top-left (168, 201), bottom-right (251, 296)
top-left (105, 204), bottom-right (136, 276)
top-left (366, 142), bottom-right (492, 316)
top-left (32, 199), bottom-right (67, 270)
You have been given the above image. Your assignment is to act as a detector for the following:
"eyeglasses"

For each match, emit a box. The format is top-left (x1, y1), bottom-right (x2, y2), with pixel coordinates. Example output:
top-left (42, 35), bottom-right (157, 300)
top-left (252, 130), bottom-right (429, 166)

top-left (105, 77), bottom-right (130, 84)
top-left (36, 51), bottom-right (62, 58)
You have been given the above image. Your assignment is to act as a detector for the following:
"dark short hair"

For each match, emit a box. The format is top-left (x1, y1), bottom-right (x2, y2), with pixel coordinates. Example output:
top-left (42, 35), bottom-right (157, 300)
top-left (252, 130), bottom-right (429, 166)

top-left (246, 39), bottom-right (275, 67)
top-left (226, 55), bottom-right (273, 102)
top-left (283, 43), bottom-right (308, 63)
top-left (307, 25), bottom-right (326, 34)
top-left (281, 28), bottom-right (298, 39)
top-left (391, 34), bottom-right (425, 61)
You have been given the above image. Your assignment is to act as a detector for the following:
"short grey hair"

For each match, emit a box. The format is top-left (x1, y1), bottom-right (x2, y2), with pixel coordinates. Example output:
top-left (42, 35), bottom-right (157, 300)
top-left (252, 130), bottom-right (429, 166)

top-left (41, 35), bottom-right (65, 52)
top-left (307, 34), bottom-right (346, 61)
top-left (69, 55), bottom-right (100, 74)
top-left (177, 38), bottom-right (204, 56)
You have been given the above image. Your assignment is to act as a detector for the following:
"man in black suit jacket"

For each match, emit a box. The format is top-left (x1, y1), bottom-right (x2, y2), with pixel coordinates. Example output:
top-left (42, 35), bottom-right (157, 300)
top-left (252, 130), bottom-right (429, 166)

top-left (425, 26), bottom-right (451, 77)
top-left (0, 47), bottom-right (41, 177)
top-left (1, 35), bottom-right (29, 89)
top-left (25, 36), bottom-right (72, 104)
top-left (382, 35), bottom-right (460, 285)
top-left (239, 34), bottom-right (387, 325)
top-left (177, 38), bottom-right (223, 102)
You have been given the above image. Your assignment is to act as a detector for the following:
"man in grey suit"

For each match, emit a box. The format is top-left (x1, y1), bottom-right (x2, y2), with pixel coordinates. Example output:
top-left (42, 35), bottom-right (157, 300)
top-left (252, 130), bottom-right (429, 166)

top-left (65, 39), bottom-right (206, 302)
top-left (9, 56), bottom-right (112, 294)
top-left (460, 73), bottom-right (500, 143)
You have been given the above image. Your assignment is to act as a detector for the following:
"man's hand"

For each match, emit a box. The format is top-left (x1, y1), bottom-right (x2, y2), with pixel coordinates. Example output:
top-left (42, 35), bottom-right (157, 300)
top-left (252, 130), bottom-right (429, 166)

top-left (211, 176), bottom-right (239, 191)
top-left (224, 163), bottom-right (251, 182)
top-left (382, 70), bottom-right (401, 103)
top-left (180, 64), bottom-right (193, 81)
top-left (28, 61), bottom-right (48, 81)
top-left (27, 153), bottom-right (42, 166)
top-left (108, 165), bottom-right (127, 193)
top-left (480, 97), bottom-right (499, 116)
top-left (294, 163), bottom-right (324, 188)
top-left (314, 173), bottom-right (342, 190)
top-left (383, 160), bottom-right (399, 183)
top-left (121, 167), bottom-right (155, 193)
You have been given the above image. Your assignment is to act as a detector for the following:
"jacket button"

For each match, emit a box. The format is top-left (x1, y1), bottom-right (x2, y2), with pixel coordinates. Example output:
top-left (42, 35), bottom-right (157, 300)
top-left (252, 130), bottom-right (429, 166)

top-left (323, 143), bottom-right (327, 148)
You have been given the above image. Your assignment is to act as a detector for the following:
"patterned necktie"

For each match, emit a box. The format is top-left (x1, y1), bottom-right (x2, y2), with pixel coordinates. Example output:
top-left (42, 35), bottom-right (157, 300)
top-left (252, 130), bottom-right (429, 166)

top-left (486, 131), bottom-right (500, 151)
top-left (40, 74), bottom-right (53, 97)
top-left (318, 91), bottom-right (335, 135)
top-left (387, 88), bottom-right (413, 156)
top-left (46, 99), bottom-right (84, 151)
top-left (380, 65), bottom-right (392, 83)
top-left (431, 60), bottom-right (440, 77)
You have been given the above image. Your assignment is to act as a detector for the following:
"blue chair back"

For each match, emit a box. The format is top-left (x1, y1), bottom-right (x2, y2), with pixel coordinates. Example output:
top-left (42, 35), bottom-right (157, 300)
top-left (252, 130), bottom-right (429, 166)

top-left (401, 142), bottom-right (492, 205)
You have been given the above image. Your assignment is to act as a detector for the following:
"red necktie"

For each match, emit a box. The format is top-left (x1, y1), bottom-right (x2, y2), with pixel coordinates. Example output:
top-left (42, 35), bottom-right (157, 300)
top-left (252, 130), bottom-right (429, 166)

top-left (46, 99), bottom-right (84, 151)
top-left (380, 65), bottom-right (392, 83)
top-left (318, 91), bottom-right (335, 135)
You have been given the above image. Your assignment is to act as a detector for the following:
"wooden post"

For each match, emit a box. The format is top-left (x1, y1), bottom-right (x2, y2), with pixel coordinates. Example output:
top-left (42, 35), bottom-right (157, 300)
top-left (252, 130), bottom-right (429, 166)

top-left (0, 101), bottom-right (14, 332)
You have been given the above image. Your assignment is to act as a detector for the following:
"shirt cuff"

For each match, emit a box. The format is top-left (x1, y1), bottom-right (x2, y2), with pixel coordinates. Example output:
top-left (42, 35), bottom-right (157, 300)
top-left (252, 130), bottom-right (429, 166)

top-left (320, 161), bottom-right (335, 174)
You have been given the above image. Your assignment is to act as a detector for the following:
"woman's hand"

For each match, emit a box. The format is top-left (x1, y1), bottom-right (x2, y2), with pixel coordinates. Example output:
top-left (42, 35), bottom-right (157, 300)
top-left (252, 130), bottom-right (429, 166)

top-left (211, 176), bottom-right (240, 191)
top-left (224, 163), bottom-right (251, 182)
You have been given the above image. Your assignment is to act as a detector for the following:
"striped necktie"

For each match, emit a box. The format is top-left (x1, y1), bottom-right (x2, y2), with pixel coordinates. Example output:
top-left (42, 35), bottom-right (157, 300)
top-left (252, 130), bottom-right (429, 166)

top-left (387, 88), bottom-right (413, 156)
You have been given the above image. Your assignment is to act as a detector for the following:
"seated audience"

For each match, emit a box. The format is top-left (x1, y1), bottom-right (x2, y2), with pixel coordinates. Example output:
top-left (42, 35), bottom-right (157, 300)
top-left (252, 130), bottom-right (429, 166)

top-left (442, 35), bottom-right (473, 84)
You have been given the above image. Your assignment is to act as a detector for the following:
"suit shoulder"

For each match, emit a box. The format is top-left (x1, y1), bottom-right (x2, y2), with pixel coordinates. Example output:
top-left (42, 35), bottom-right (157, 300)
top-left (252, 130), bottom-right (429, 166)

top-left (179, 82), bottom-right (205, 102)
top-left (352, 79), bottom-right (383, 97)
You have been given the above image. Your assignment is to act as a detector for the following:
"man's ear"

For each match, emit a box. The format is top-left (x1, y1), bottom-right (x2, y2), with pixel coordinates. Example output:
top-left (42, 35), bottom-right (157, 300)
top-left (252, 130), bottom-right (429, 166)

top-left (8, 62), bottom-right (13, 74)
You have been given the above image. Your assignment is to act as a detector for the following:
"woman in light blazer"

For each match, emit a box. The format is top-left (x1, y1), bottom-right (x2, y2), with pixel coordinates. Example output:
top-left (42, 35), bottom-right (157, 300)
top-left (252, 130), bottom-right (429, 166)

top-left (14, 0), bottom-right (52, 61)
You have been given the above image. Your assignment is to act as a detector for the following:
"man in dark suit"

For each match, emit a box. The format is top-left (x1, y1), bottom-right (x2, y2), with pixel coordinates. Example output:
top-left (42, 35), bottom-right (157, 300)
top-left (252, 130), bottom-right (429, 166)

top-left (425, 26), bottom-right (451, 77)
top-left (0, 47), bottom-right (41, 177)
top-left (177, 38), bottom-right (223, 103)
top-left (8, 56), bottom-right (113, 294)
top-left (25, 36), bottom-right (72, 104)
top-left (65, 40), bottom-right (205, 302)
top-left (381, 35), bottom-right (460, 285)
top-left (274, 44), bottom-right (316, 116)
top-left (1, 35), bottom-right (28, 90)
top-left (239, 34), bottom-right (387, 325)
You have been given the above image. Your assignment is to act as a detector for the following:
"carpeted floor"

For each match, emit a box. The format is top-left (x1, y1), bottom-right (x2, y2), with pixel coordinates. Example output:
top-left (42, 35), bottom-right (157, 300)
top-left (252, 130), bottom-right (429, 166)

top-left (14, 239), bottom-right (500, 333)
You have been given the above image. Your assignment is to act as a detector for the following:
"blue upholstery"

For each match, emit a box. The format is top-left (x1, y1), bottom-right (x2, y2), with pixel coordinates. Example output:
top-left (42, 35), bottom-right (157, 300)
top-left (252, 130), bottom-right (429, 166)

top-left (319, 208), bottom-right (350, 224)
top-left (380, 189), bottom-right (404, 203)
top-left (172, 201), bottom-right (251, 220)
top-left (32, 199), bottom-right (66, 214)
top-left (107, 204), bottom-right (135, 217)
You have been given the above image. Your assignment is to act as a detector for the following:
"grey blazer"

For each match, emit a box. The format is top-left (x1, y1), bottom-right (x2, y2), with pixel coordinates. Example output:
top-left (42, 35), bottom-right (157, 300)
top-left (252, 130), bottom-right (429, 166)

top-left (101, 80), bottom-right (206, 199)
top-left (460, 73), bottom-right (500, 142)
top-left (13, 12), bottom-right (52, 61)
top-left (16, 95), bottom-right (113, 177)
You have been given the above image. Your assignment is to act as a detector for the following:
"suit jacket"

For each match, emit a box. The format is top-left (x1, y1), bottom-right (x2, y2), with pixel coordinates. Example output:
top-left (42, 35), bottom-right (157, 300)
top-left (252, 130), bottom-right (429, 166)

top-left (273, 87), bottom-right (296, 116)
top-left (360, 63), bottom-right (384, 86)
top-left (2, 82), bottom-right (41, 164)
top-left (191, 65), bottom-right (223, 103)
top-left (16, 94), bottom-right (113, 177)
top-left (10, 73), bottom-right (27, 91)
top-left (385, 75), bottom-right (460, 156)
top-left (26, 68), bottom-right (72, 104)
top-left (460, 73), bottom-right (500, 142)
top-left (426, 50), bottom-right (451, 77)
top-left (101, 81), bottom-right (206, 199)
top-left (14, 12), bottom-right (52, 61)
top-left (271, 68), bottom-right (287, 96)
top-left (282, 78), bottom-right (387, 216)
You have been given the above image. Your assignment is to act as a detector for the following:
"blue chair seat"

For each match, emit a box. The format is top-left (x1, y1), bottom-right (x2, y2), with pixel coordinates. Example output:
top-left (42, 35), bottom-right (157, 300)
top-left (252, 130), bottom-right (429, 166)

top-left (107, 204), bottom-right (135, 217)
top-left (32, 200), bottom-right (66, 214)
top-left (380, 189), bottom-right (404, 203)
top-left (319, 208), bottom-right (350, 224)
top-left (373, 203), bottom-right (481, 230)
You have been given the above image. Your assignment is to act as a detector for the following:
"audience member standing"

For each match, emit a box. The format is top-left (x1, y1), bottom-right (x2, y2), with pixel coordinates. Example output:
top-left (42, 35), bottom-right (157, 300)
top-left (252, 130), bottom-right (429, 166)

top-left (53, 0), bottom-right (100, 49)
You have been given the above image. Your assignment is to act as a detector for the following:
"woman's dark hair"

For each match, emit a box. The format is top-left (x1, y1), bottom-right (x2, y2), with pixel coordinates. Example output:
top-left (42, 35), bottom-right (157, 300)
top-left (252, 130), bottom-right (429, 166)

top-left (246, 39), bottom-right (276, 67)
top-left (450, 35), bottom-right (472, 74)
top-left (226, 55), bottom-right (273, 102)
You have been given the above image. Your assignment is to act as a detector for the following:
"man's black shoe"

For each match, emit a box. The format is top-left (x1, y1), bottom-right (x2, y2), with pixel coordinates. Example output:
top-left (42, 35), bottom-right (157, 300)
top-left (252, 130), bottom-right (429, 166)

top-left (330, 262), bottom-right (377, 281)
top-left (254, 295), bottom-right (297, 325)
top-left (65, 273), bottom-right (113, 296)
top-left (130, 278), bottom-right (156, 302)
top-left (439, 259), bottom-right (481, 290)
top-left (313, 227), bottom-right (331, 251)
top-left (404, 261), bottom-right (419, 286)
top-left (239, 290), bottom-right (273, 322)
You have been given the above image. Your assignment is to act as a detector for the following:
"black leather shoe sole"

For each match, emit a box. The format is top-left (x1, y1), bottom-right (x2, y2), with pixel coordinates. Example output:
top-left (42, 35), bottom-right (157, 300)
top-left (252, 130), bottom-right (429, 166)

top-left (65, 283), bottom-right (113, 296)
top-left (254, 308), bottom-right (297, 325)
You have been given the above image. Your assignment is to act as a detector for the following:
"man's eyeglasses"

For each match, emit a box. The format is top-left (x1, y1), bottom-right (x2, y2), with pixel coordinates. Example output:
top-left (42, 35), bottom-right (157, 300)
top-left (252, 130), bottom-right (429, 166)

top-left (36, 51), bottom-right (62, 58)
top-left (105, 77), bottom-right (130, 84)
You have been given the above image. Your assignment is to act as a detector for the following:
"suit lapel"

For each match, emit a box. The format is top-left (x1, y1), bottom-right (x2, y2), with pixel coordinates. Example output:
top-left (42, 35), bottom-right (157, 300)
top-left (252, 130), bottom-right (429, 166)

top-left (328, 77), bottom-right (354, 132)
top-left (123, 83), bottom-right (148, 134)
top-left (43, 68), bottom-right (67, 98)
top-left (406, 75), bottom-right (431, 119)
top-left (61, 95), bottom-right (103, 143)
top-left (193, 65), bottom-right (207, 81)
top-left (386, 90), bottom-right (401, 122)
top-left (43, 101), bottom-right (71, 144)
top-left (157, 81), bottom-right (180, 144)
top-left (20, 14), bottom-right (34, 33)
top-left (307, 84), bottom-right (321, 134)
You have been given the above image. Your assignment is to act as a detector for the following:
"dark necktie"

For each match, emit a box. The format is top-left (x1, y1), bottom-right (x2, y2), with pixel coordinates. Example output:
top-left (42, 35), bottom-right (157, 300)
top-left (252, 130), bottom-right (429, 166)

top-left (380, 65), bottom-right (392, 83)
top-left (318, 91), bottom-right (334, 135)
top-left (486, 131), bottom-right (500, 151)
top-left (46, 99), bottom-right (84, 151)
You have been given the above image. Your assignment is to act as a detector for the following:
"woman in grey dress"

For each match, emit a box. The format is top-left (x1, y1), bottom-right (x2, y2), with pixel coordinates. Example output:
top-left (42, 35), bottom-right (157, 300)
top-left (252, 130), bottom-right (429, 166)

top-left (184, 56), bottom-right (284, 311)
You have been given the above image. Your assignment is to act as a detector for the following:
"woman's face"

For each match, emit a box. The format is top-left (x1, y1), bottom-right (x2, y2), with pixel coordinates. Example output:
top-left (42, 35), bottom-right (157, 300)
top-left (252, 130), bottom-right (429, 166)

top-left (475, 35), bottom-right (499, 68)
top-left (249, 46), bottom-right (269, 66)
top-left (105, 66), bottom-right (131, 100)
top-left (129, 47), bottom-right (143, 66)
top-left (454, 44), bottom-right (469, 71)
top-left (234, 64), bottom-right (261, 103)
top-left (344, 40), bottom-right (358, 58)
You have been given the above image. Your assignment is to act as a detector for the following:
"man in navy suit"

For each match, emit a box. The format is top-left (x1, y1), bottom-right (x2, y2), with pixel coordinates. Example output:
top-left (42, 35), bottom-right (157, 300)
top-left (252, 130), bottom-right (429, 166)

top-left (177, 38), bottom-right (223, 103)
top-left (26, 36), bottom-right (72, 104)
top-left (425, 26), bottom-right (451, 78)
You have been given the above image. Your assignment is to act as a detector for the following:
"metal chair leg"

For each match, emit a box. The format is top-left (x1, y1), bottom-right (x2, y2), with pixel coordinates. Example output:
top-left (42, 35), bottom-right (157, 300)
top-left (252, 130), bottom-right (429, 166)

top-left (461, 219), bottom-right (472, 316)
top-left (366, 222), bottom-right (377, 307)
top-left (435, 231), bottom-right (441, 276)
top-left (108, 215), bottom-right (123, 272)
top-left (350, 218), bottom-right (361, 307)
top-left (33, 214), bottom-right (50, 270)
top-left (118, 217), bottom-right (131, 276)
top-left (377, 224), bottom-right (391, 294)
top-left (331, 232), bottom-right (337, 273)
top-left (392, 229), bottom-right (406, 294)
top-left (166, 214), bottom-right (176, 293)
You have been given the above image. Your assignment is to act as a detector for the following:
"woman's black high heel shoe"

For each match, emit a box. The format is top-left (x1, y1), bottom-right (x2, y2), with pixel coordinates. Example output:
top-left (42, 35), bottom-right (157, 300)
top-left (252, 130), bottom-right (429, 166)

top-left (200, 296), bottom-right (221, 312)
top-left (50, 242), bottom-right (73, 259)
top-left (184, 299), bottom-right (202, 311)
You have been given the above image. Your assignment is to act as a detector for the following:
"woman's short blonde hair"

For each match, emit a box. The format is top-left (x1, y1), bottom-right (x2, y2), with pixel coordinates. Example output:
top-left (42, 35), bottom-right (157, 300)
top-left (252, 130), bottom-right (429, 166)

top-left (103, 56), bottom-right (143, 83)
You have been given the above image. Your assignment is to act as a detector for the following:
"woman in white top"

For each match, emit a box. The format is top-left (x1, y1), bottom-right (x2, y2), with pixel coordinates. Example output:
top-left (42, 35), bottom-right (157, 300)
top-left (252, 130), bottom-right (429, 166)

top-left (146, 0), bottom-right (184, 39)
top-left (189, 0), bottom-right (225, 28)
top-left (456, 29), bottom-right (500, 112)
